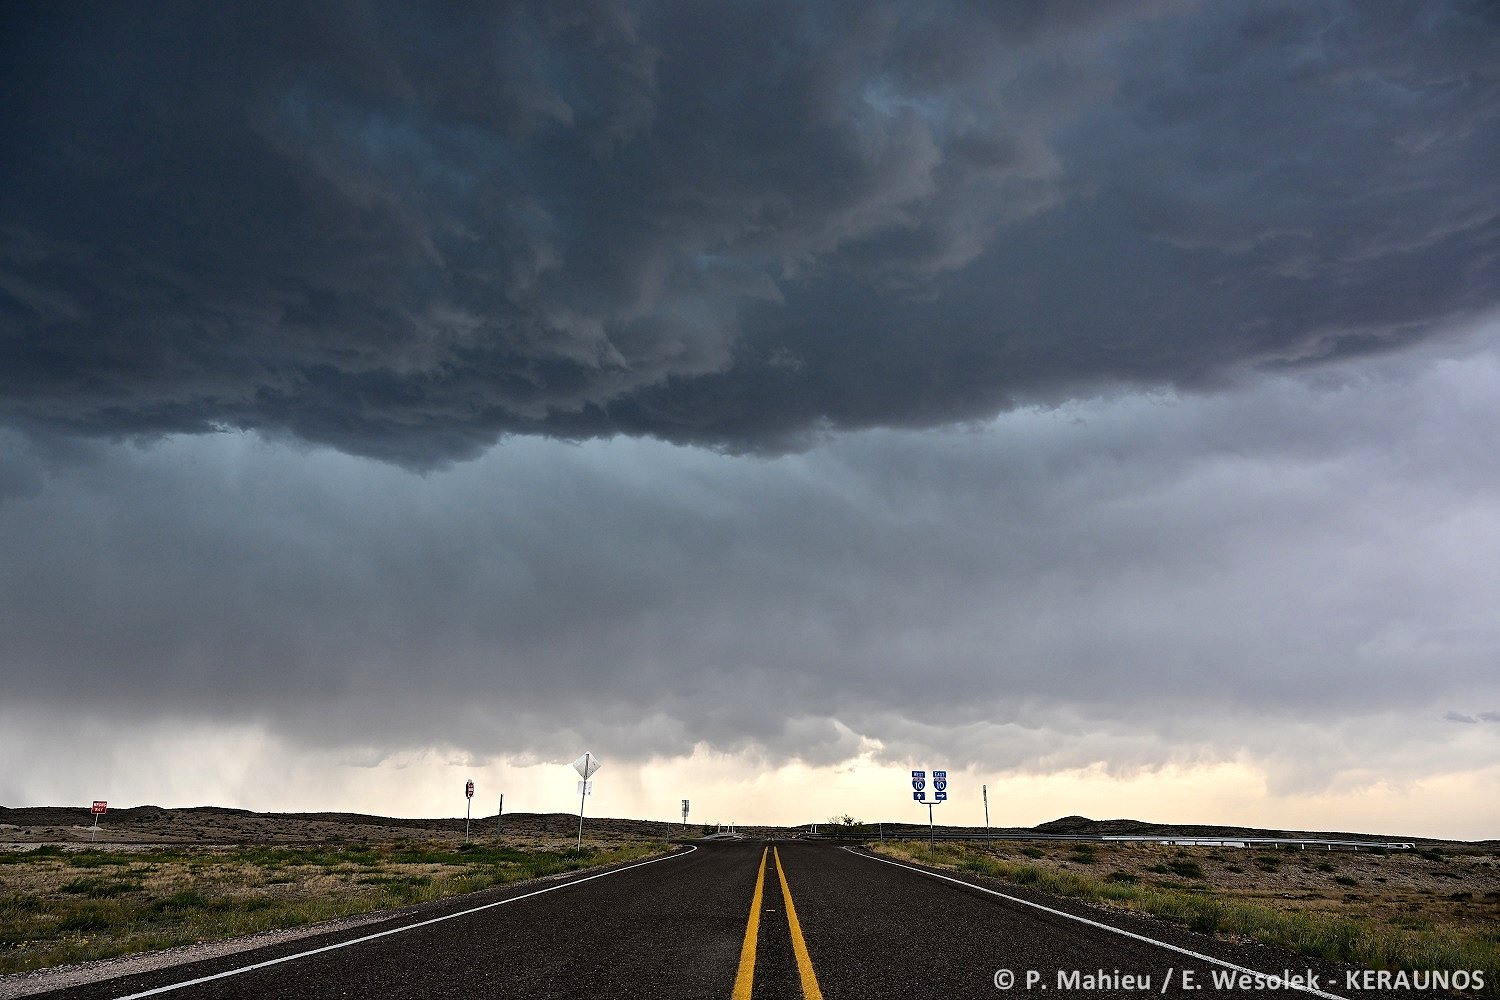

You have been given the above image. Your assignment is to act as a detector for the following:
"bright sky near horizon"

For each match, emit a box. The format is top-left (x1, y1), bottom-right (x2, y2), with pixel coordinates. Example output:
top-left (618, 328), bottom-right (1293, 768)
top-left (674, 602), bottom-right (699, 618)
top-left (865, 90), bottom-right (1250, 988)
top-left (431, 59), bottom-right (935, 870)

top-left (3, 2), bottom-right (1498, 840)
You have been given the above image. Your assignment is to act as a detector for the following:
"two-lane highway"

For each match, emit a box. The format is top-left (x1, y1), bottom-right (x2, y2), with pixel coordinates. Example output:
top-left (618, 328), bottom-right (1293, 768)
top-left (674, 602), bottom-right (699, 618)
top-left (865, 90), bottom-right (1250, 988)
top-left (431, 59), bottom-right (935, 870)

top-left (25, 842), bottom-right (1449, 999)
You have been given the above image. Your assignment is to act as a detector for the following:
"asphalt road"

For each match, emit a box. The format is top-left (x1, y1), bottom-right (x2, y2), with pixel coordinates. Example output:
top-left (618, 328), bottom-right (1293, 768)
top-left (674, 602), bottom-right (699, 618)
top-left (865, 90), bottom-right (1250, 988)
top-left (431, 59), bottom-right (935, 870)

top-left (26, 843), bottom-right (1458, 1000)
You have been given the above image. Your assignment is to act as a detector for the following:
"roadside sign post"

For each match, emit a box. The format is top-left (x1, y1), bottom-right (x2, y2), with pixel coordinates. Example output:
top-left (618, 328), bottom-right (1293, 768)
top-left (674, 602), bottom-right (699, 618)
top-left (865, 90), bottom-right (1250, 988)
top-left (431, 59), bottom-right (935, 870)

top-left (983, 783), bottom-right (990, 842)
top-left (496, 793), bottom-right (504, 836)
top-left (465, 780), bottom-right (474, 842)
top-left (912, 770), bottom-right (946, 847)
top-left (681, 798), bottom-right (690, 832)
top-left (572, 752), bottom-right (602, 851)
top-left (90, 801), bottom-right (106, 842)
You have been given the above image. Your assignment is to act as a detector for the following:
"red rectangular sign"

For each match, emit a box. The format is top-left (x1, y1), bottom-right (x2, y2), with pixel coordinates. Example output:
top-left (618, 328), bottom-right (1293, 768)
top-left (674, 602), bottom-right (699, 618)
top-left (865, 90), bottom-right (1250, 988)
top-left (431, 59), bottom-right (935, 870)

top-left (91, 801), bottom-right (107, 814)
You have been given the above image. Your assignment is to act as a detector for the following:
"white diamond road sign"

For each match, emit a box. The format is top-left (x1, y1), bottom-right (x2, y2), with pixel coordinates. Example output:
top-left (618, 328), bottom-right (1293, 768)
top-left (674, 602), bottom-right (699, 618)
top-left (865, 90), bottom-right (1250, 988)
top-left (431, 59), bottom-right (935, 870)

top-left (572, 753), bottom-right (602, 780)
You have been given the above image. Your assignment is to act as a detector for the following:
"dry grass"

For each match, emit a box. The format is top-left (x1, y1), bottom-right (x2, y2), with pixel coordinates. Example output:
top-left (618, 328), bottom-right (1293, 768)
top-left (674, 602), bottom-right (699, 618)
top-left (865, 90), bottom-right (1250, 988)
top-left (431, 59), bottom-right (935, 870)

top-left (0, 839), bottom-right (666, 975)
top-left (876, 840), bottom-right (1500, 996)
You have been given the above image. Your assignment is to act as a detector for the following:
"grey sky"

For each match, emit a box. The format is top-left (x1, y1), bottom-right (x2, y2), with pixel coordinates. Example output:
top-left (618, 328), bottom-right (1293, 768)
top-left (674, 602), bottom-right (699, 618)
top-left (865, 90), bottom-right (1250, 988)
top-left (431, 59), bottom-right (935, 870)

top-left (2, 2), bottom-right (1498, 830)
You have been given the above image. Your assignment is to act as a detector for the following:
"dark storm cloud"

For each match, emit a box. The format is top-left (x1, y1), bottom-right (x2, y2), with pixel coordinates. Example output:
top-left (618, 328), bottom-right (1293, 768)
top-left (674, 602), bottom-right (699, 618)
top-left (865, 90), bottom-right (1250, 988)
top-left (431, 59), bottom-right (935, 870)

top-left (3, 1), bottom-right (1496, 462)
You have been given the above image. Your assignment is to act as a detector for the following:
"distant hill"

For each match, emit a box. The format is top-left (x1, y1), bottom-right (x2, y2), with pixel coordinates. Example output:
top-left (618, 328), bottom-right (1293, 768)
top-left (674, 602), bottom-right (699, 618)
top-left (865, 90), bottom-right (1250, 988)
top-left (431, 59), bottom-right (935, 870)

top-left (1027, 815), bottom-right (1451, 844)
top-left (0, 805), bottom-right (719, 846)
top-left (0, 805), bottom-right (1479, 847)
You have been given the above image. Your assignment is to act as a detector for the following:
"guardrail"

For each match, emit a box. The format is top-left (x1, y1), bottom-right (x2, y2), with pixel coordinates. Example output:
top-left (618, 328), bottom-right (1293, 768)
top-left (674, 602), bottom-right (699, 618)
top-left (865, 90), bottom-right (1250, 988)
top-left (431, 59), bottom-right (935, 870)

top-left (793, 828), bottom-right (1414, 851)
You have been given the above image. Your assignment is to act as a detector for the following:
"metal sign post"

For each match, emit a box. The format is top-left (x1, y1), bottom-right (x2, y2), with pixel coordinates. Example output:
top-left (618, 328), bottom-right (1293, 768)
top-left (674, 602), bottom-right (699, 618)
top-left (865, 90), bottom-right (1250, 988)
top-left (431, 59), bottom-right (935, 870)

top-left (912, 770), bottom-right (946, 847)
top-left (983, 784), bottom-right (990, 842)
top-left (465, 780), bottom-right (474, 842)
top-left (572, 752), bottom-right (602, 851)
top-left (681, 798), bottom-right (690, 831)
top-left (496, 793), bottom-right (504, 836)
top-left (90, 801), bottom-right (106, 842)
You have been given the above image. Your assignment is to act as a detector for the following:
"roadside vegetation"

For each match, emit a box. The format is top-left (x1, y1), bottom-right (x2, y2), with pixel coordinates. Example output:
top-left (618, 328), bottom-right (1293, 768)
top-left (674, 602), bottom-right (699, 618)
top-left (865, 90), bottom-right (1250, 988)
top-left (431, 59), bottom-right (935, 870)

top-left (877, 841), bottom-right (1500, 997)
top-left (0, 840), bottom-right (665, 975)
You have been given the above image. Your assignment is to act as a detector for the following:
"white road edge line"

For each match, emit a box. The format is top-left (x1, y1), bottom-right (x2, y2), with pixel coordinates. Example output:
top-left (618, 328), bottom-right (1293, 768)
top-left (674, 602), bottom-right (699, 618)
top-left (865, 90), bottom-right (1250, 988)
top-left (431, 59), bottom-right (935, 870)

top-left (111, 846), bottom-right (699, 1000)
top-left (845, 847), bottom-right (1349, 1000)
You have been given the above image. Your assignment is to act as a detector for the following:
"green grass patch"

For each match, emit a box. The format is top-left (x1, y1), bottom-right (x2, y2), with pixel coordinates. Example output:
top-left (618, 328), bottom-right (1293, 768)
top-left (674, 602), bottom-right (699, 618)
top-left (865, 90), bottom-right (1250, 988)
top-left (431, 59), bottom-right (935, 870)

top-left (150, 890), bottom-right (209, 913)
top-left (65, 851), bottom-right (134, 869)
top-left (59, 877), bottom-right (144, 898)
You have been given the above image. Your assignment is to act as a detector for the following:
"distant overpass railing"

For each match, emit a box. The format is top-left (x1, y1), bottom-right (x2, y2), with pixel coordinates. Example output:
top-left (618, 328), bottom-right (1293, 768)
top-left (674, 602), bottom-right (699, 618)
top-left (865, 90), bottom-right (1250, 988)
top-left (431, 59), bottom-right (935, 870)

top-left (792, 826), bottom-right (1414, 851)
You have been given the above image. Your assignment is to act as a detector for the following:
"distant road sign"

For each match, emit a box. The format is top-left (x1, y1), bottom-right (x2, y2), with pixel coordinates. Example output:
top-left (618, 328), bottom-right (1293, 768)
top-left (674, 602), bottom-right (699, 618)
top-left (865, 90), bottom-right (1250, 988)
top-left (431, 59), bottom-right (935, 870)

top-left (573, 753), bottom-right (602, 780)
top-left (911, 770), bottom-right (926, 791)
top-left (577, 780), bottom-right (593, 796)
top-left (935, 790), bottom-right (948, 801)
top-left (912, 791), bottom-right (926, 801)
top-left (933, 770), bottom-right (947, 792)
top-left (465, 781), bottom-right (474, 799)
top-left (90, 801), bottom-right (107, 815)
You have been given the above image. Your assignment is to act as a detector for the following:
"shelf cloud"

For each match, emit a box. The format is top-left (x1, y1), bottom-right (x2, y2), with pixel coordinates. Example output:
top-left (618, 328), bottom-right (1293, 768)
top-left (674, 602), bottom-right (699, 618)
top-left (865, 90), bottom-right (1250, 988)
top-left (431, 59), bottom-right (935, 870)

top-left (4, 1), bottom-right (1496, 462)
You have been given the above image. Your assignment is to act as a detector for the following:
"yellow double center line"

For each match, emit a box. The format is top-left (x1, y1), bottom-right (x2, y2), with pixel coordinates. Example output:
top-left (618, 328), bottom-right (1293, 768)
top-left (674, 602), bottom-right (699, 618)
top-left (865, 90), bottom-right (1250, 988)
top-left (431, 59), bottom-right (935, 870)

top-left (732, 846), bottom-right (823, 1000)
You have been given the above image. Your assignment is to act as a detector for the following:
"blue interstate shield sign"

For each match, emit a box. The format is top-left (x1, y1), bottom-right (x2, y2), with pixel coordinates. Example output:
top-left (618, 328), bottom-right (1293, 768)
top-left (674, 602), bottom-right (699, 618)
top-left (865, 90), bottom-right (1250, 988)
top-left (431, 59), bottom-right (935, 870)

top-left (911, 770), bottom-right (926, 791)
top-left (933, 770), bottom-right (947, 791)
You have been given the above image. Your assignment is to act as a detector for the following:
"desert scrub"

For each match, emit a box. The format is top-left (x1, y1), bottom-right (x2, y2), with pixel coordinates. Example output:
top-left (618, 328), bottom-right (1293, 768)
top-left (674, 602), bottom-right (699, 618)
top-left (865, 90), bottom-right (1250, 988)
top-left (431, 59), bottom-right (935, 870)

top-left (878, 842), bottom-right (1500, 998)
top-left (0, 840), bottom-right (667, 975)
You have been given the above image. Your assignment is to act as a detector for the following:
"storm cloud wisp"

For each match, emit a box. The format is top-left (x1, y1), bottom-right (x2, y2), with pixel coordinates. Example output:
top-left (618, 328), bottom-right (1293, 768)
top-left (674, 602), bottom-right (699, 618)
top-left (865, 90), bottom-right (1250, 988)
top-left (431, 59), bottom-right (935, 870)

top-left (3, 1), bottom-right (1497, 461)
